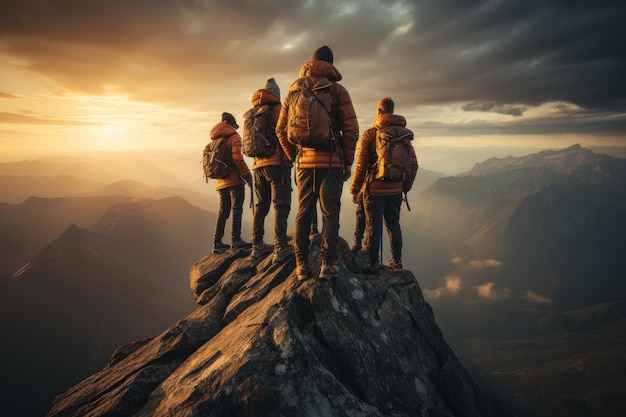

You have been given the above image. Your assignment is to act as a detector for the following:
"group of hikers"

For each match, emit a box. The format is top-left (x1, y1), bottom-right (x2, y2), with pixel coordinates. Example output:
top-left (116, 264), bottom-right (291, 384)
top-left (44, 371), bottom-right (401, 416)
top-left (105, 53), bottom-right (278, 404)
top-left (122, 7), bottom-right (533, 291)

top-left (203, 45), bottom-right (418, 281)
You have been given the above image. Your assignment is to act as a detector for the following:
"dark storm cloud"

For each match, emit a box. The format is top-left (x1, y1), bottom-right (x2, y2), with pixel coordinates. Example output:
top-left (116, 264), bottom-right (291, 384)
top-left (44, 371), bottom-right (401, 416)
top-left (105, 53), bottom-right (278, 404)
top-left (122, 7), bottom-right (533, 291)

top-left (1, 0), bottom-right (625, 136)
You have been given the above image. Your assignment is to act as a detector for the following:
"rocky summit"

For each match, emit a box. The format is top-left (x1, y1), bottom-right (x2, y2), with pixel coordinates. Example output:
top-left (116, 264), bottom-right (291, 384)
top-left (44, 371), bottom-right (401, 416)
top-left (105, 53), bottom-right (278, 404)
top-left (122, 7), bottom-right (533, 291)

top-left (47, 237), bottom-right (510, 417)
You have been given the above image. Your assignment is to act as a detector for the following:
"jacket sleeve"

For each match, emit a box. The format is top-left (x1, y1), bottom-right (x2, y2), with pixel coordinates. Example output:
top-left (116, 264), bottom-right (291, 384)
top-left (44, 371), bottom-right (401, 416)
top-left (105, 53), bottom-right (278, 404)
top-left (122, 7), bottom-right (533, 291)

top-left (334, 83), bottom-right (359, 167)
top-left (276, 97), bottom-right (297, 161)
top-left (349, 128), bottom-right (374, 195)
top-left (230, 133), bottom-right (250, 177)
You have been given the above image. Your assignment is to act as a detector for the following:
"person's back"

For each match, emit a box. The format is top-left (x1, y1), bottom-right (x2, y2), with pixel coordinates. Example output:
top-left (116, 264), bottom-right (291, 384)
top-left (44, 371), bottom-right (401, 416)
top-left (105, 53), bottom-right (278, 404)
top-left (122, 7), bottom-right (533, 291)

top-left (209, 113), bottom-right (253, 253)
top-left (350, 97), bottom-right (418, 272)
top-left (276, 45), bottom-right (359, 281)
top-left (247, 78), bottom-right (294, 263)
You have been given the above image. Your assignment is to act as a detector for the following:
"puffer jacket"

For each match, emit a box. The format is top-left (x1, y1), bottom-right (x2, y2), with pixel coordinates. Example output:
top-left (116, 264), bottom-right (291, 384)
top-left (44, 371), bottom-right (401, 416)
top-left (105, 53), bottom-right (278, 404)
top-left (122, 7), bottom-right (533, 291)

top-left (250, 88), bottom-right (292, 170)
top-left (276, 60), bottom-right (359, 169)
top-left (350, 113), bottom-right (418, 197)
top-left (209, 121), bottom-right (250, 191)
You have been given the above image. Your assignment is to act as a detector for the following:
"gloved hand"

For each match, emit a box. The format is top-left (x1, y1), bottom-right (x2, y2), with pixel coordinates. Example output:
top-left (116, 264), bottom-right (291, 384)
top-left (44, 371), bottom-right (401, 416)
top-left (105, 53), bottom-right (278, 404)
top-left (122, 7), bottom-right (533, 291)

top-left (351, 193), bottom-right (360, 204)
top-left (244, 173), bottom-right (253, 186)
top-left (343, 166), bottom-right (351, 181)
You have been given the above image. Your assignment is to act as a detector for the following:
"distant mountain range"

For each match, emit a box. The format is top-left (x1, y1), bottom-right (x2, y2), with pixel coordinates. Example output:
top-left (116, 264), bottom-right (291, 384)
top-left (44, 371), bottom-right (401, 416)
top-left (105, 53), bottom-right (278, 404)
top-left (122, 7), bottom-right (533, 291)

top-left (0, 145), bottom-right (625, 417)
top-left (0, 197), bottom-right (214, 416)
top-left (405, 144), bottom-right (626, 311)
top-left (399, 144), bottom-right (626, 417)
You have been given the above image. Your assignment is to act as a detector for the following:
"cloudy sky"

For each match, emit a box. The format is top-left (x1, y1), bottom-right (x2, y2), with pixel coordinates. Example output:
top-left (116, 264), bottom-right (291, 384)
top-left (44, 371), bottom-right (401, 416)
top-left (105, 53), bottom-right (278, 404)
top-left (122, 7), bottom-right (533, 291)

top-left (1, 0), bottom-right (625, 159)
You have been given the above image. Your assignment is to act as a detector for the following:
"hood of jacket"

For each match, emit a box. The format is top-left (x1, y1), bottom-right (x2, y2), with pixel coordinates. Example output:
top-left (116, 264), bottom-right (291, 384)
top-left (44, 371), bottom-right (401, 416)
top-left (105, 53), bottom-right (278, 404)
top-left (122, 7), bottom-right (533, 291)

top-left (251, 88), bottom-right (281, 108)
top-left (373, 113), bottom-right (407, 130)
top-left (298, 60), bottom-right (342, 82)
top-left (210, 121), bottom-right (237, 140)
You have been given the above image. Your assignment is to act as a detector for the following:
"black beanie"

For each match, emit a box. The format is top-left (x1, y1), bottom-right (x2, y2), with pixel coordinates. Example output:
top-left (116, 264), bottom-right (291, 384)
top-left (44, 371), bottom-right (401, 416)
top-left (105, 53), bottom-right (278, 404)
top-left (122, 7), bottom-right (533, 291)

top-left (312, 45), bottom-right (333, 64)
top-left (221, 112), bottom-right (239, 129)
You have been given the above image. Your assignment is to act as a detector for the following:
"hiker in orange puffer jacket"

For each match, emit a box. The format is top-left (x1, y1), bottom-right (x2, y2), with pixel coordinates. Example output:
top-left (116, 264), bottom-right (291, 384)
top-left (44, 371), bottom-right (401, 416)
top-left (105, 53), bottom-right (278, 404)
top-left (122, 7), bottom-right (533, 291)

top-left (350, 97), bottom-right (418, 273)
top-left (276, 45), bottom-right (359, 281)
top-left (210, 112), bottom-right (253, 253)
top-left (248, 78), bottom-right (294, 264)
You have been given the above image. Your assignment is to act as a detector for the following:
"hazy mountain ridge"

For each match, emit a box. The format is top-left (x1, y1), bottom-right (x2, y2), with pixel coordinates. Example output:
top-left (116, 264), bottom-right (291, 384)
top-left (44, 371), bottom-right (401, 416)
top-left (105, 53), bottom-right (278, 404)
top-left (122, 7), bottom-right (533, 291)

top-left (0, 195), bottom-right (131, 277)
top-left (0, 197), bottom-right (215, 416)
top-left (1, 145), bottom-right (625, 416)
top-left (0, 153), bottom-right (198, 189)
top-left (402, 145), bottom-right (626, 417)
top-left (0, 173), bottom-right (214, 208)
top-left (406, 145), bottom-right (626, 309)
top-left (0, 174), bottom-right (104, 203)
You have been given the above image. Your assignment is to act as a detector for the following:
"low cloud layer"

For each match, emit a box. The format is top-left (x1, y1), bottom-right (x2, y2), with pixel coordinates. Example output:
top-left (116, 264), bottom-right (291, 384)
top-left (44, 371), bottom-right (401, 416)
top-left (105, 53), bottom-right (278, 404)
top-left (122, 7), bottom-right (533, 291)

top-left (524, 290), bottom-right (554, 305)
top-left (475, 282), bottom-right (512, 300)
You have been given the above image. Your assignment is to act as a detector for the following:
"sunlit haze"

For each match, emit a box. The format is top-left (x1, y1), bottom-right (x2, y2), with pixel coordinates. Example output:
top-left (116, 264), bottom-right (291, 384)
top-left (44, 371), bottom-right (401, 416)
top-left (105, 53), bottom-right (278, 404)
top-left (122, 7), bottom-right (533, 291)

top-left (1, 1), bottom-right (625, 161)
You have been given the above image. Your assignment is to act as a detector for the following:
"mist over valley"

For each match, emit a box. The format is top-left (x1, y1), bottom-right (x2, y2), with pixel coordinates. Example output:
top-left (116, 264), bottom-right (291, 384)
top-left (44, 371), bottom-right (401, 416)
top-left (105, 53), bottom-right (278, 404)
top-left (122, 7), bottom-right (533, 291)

top-left (1, 144), bottom-right (625, 417)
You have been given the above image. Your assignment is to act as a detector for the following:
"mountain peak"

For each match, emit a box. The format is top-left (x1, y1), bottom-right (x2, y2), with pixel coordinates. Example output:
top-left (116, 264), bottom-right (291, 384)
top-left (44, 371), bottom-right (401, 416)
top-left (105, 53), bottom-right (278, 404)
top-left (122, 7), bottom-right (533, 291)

top-left (48, 238), bottom-right (510, 417)
top-left (464, 144), bottom-right (606, 177)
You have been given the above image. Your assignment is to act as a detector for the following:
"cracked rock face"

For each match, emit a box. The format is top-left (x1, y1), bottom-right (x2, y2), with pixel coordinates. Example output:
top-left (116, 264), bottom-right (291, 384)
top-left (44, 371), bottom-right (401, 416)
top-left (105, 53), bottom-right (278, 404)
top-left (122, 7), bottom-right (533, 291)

top-left (48, 238), bottom-right (510, 417)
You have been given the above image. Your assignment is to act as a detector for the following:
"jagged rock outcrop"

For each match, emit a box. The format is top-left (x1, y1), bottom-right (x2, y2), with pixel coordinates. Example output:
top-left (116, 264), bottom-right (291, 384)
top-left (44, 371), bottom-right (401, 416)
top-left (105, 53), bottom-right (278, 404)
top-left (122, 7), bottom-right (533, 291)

top-left (47, 238), bottom-right (510, 417)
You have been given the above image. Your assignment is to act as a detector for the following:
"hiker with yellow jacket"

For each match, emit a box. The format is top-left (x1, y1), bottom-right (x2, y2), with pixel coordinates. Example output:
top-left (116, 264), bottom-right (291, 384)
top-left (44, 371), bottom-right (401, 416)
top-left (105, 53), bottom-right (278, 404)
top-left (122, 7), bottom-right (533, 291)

top-left (210, 112), bottom-right (253, 253)
top-left (247, 78), bottom-right (294, 263)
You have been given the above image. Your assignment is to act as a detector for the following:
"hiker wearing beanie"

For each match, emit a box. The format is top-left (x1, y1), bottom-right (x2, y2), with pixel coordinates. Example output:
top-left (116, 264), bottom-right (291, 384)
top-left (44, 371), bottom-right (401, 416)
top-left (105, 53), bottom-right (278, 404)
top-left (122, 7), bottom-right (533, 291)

top-left (350, 97), bottom-right (418, 273)
top-left (247, 78), bottom-right (294, 263)
top-left (210, 112), bottom-right (253, 253)
top-left (276, 45), bottom-right (359, 281)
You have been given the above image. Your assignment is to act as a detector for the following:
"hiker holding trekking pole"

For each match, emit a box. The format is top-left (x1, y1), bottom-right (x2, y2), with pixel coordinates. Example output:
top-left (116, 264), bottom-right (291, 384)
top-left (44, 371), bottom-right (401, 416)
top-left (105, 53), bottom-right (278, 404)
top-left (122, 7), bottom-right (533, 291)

top-left (350, 97), bottom-right (418, 273)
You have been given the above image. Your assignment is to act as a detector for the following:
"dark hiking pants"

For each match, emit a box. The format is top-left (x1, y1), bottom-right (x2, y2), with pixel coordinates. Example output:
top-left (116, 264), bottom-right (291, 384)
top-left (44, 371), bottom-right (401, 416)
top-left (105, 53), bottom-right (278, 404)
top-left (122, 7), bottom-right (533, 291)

top-left (252, 166), bottom-right (292, 246)
top-left (364, 193), bottom-right (402, 264)
top-left (214, 184), bottom-right (245, 243)
top-left (294, 167), bottom-right (343, 264)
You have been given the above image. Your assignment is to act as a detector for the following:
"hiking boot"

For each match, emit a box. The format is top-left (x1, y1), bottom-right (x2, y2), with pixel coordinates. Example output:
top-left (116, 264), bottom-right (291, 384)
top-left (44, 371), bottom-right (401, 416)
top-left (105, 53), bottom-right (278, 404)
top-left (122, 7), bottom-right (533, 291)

top-left (387, 258), bottom-right (403, 271)
top-left (250, 242), bottom-right (273, 259)
top-left (212, 241), bottom-right (229, 254)
top-left (273, 244), bottom-right (293, 264)
top-left (362, 262), bottom-right (379, 275)
top-left (295, 260), bottom-right (309, 282)
top-left (231, 239), bottom-right (252, 250)
top-left (319, 262), bottom-right (338, 281)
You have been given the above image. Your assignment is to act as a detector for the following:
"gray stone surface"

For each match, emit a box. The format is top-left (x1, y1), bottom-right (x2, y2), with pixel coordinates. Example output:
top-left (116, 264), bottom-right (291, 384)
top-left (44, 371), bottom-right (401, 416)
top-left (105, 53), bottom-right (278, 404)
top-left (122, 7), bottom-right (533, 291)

top-left (48, 238), bottom-right (510, 417)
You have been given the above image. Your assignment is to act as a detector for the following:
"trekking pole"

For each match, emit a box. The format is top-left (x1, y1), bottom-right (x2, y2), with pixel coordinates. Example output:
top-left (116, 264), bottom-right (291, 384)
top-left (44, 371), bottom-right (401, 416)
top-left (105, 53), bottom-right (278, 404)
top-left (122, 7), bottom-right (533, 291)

top-left (249, 182), bottom-right (254, 213)
top-left (380, 224), bottom-right (383, 266)
top-left (403, 192), bottom-right (411, 211)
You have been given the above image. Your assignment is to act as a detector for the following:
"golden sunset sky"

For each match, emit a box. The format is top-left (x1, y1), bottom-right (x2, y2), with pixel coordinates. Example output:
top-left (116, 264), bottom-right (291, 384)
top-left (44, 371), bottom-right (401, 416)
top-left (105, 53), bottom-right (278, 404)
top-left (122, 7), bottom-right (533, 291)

top-left (1, 0), bottom-right (625, 161)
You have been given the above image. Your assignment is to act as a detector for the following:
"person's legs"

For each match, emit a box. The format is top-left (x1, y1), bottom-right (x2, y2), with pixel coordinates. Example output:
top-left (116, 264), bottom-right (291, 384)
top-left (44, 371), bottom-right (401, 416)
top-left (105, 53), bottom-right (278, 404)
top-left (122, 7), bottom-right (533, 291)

top-left (267, 166), bottom-right (293, 264)
top-left (383, 193), bottom-right (403, 269)
top-left (252, 168), bottom-right (271, 246)
top-left (213, 188), bottom-right (232, 253)
top-left (351, 197), bottom-right (366, 252)
top-left (364, 194), bottom-right (384, 273)
top-left (230, 184), bottom-right (250, 248)
top-left (318, 168), bottom-right (343, 279)
top-left (294, 168), bottom-right (316, 279)
top-left (267, 166), bottom-right (292, 246)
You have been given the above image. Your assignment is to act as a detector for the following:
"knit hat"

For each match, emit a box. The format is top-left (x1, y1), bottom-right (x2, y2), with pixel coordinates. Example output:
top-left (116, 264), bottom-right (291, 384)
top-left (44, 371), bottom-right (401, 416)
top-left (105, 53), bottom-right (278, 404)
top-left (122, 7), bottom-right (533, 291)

top-left (265, 77), bottom-right (280, 98)
top-left (312, 45), bottom-right (333, 64)
top-left (221, 112), bottom-right (239, 129)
